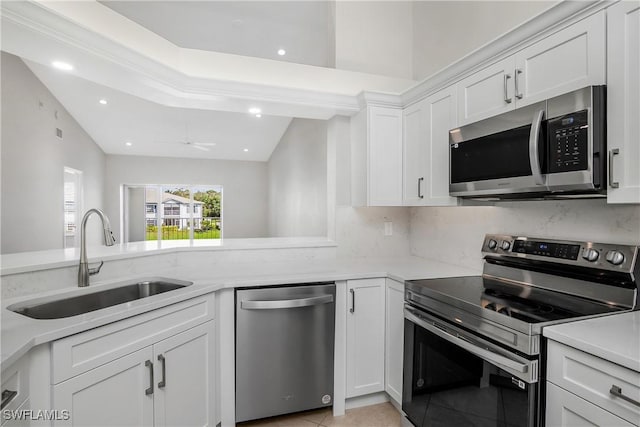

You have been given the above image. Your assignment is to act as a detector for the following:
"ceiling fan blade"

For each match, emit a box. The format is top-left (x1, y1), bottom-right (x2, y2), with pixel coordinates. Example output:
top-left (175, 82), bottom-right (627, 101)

top-left (191, 144), bottom-right (210, 152)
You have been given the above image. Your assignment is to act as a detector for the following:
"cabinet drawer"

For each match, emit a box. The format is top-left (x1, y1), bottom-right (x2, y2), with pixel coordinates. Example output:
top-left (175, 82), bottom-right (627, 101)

top-left (52, 294), bottom-right (215, 384)
top-left (0, 356), bottom-right (29, 417)
top-left (547, 340), bottom-right (640, 425)
top-left (546, 382), bottom-right (634, 427)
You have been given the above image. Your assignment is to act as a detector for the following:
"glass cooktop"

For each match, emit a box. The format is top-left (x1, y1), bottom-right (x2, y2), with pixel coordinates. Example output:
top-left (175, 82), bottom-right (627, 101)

top-left (407, 276), bottom-right (627, 325)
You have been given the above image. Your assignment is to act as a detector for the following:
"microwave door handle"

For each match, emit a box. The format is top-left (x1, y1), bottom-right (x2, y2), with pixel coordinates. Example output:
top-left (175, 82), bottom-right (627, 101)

top-left (529, 109), bottom-right (546, 186)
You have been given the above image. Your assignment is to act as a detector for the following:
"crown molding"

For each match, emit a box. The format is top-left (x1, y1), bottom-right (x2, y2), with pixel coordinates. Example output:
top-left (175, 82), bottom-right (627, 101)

top-left (401, 0), bottom-right (611, 107)
top-left (1, 1), bottom-right (413, 119)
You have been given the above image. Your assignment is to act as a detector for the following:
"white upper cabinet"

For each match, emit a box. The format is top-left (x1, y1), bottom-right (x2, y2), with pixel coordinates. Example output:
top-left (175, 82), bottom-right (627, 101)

top-left (457, 10), bottom-right (606, 126)
top-left (514, 11), bottom-right (606, 108)
top-left (351, 106), bottom-right (403, 206)
top-left (457, 57), bottom-right (516, 126)
top-left (607, 1), bottom-right (640, 204)
top-left (403, 86), bottom-right (458, 206)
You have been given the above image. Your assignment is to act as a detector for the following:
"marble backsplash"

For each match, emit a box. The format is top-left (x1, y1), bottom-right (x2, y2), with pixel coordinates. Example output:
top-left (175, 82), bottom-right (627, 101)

top-left (409, 199), bottom-right (640, 271)
top-left (335, 206), bottom-right (411, 258)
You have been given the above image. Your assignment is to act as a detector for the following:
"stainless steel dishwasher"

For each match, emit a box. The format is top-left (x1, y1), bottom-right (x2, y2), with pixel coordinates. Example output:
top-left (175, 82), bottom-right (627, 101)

top-left (235, 283), bottom-right (335, 422)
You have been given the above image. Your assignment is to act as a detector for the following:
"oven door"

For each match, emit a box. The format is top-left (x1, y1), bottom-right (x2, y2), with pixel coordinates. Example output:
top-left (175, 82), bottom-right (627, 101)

top-left (403, 306), bottom-right (539, 427)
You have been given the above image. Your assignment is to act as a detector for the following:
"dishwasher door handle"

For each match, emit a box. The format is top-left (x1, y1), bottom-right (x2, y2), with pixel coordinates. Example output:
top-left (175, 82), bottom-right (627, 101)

top-left (241, 294), bottom-right (334, 310)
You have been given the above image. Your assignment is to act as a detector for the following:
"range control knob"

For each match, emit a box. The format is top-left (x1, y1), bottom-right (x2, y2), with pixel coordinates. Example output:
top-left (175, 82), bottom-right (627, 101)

top-left (501, 240), bottom-right (511, 251)
top-left (581, 248), bottom-right (600, 262)
top-left (605, 250), bottom-right (625, 266)
top-left (488, 239), bottom-right (498, 250)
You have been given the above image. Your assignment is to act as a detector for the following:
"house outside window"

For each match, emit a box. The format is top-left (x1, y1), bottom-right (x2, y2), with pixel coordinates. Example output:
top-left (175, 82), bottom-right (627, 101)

top-left (123, 185), bottom-right (222, 243)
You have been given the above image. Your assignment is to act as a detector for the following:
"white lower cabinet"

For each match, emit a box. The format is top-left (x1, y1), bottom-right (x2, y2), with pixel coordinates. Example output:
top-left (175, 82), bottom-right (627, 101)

top-left (53, 347), bottom-right (155, 427)
top-left (384, 279), bottom-right (404, 404)
top-left (53, 321), bottom-right (215, 427)
top-left (48, 294), bottom-right (216, 427)
top-left (153, 322), bottom-right (215, 427)
top-left (546, 382), bottom-right (634, 427)
top-left (346, 278), bottom-right (386, 398)
top-left (546, 340), bottom-right (640, 427)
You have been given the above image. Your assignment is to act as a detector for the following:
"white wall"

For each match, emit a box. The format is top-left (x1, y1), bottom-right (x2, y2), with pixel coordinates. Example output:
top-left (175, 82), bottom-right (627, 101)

top-left (412, 1), bottom-right (555, 80)
top-left (267, 118), bottom-right (327, 237)
top-left (104, 155), bottom-right (268, 239)
top-left (1, 53), bottom-right (106, 254)
top-left (334, 1), bottom-right (414, 79)
top-left (410, 200), bottom-right (640, 271)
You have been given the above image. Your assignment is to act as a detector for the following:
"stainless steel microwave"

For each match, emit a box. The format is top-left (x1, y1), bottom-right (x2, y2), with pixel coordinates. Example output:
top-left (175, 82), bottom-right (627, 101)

top-left (449, 86), bottom-right (606, 200)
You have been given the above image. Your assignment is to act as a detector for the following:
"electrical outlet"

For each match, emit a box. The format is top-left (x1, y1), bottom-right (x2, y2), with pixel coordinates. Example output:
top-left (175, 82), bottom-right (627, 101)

top-left (384, 220), bottom-right (393, 236)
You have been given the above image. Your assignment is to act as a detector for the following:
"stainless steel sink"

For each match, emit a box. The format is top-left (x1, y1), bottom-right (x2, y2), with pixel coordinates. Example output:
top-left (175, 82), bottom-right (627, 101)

top-left (9, 279), bottom-right (192, 320)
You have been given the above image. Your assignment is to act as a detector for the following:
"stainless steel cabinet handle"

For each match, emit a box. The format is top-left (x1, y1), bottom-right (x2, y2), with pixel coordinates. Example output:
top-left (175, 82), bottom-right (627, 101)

top-left (349, 288), bottom-right (355, 314)
top-left (529, 110), bottom-right (546, 186)
top-left (158, 355), bottom-right (166, 389)
top-left (418, 177), bottom-right (424, 199)
top-left (515, 69), bottom-right (523, 99)
top-left (1, 390), bottom-right (18, 410)
top-left (609, 148), bottom-right (620, 188)
top-left (504, 74), bottom-right (513, 104)
top-left (145, 360), bottom-right (154, 395)
top-left (610, 385), bottom-right (640, 407)
top-left (241, 294), bottom-right (334, 310)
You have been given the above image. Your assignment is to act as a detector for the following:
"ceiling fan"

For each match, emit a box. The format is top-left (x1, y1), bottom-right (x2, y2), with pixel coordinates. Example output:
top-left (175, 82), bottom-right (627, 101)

top-left (155, 121), bottom-right (217, 151)
top-left (154, 139), bottom-right (217, 151)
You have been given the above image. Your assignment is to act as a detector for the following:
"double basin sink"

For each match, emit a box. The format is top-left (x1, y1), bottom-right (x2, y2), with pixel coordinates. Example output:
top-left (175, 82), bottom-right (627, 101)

top-left (8, 278), bottom-right (192, 320)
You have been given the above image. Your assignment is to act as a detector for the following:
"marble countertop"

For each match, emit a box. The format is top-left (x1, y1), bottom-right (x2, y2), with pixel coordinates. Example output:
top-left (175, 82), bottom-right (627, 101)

top-left (0, 256), bottom-right (478, 369)
top-left (544, 311), bottom-right (640, 372)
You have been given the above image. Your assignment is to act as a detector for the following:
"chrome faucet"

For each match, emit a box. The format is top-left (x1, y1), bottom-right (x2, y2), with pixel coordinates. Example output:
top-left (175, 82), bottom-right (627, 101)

top-left (78, 208), bottom-right (116, 287)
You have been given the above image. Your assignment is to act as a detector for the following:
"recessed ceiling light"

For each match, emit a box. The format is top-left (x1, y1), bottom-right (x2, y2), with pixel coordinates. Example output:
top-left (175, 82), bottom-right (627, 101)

top-left (255, 114), bottom-right (262, 118)
top-left (248, 107), bottom-right (261, 115)
top-left (99, 99), bottom-right (108, 105)
top-left (52, 61), bottom-right (74, 71)
top-left (243, 148), bottom-right (249, 152)
top-left (277, 49), bottom-right (286, 56)
top-left (125, 142), bottom-right (133, 147)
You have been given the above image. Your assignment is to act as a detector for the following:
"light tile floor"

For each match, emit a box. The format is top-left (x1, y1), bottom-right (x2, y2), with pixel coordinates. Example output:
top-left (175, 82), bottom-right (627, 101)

top-left (237, 402), bottom-right (402, 427)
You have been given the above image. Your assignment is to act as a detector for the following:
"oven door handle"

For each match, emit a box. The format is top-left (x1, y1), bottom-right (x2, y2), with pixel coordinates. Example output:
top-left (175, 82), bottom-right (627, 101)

top-left (405, 309), bottom-right (529, 374)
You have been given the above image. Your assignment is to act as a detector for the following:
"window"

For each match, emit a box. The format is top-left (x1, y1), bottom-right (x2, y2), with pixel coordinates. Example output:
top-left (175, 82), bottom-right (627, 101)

top-left (63, 167), bottom-right (83, 248)
top-left (163, 205), bottom-right (180, 216)
top-left (122, 184), bottom-right (222, 243)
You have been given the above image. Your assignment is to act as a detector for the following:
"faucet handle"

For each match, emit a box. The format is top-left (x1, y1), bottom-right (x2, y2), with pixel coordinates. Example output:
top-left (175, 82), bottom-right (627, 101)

top-left (88, 261), bottom-right (104, 276)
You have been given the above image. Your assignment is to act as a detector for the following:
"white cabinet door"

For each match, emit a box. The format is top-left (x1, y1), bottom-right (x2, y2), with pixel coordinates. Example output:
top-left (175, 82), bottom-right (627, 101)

top-left (368, 107), bottom-right (403, 206)
top-left (546, 382), bottom-right (634, 427)
top-left (403, 88), bottom-right (458, 207)
top-left (153, 321), bottom-right (216, 427)
top-left (423, 87), bottom-right (459, 206)
top-left (457, 57), bottom-right (515, 126)
top-left (607, 1), bottom-right (640, 204)
top-left (346, 278), bottom-right (385, 398)
top-left (384, 279), bottom-right (404, 405)
top-left (53, 347), bottom-right (154, 427)
top-left (514, 11), bottom-right (606, 108)
top-left (402, 99), bottom-right (429, 206)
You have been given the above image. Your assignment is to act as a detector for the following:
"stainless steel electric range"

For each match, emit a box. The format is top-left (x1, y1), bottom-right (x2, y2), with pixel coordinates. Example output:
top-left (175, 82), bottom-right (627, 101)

top-left (402, 234), bottom-right (639, 427)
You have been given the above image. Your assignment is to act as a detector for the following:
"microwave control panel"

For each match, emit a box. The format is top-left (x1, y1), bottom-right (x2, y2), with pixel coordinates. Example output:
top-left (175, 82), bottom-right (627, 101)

top-left (547, 110), bottom-right (589, 173)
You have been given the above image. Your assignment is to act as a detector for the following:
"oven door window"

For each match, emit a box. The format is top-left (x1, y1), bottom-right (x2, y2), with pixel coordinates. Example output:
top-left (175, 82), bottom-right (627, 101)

top-left (403, 320), bottom-right (537, 427)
